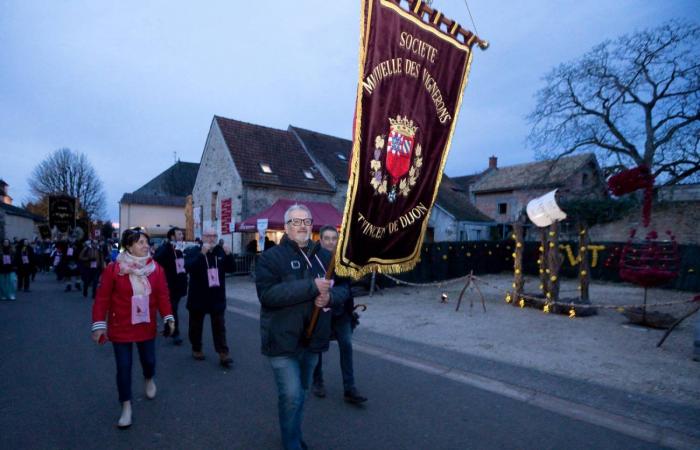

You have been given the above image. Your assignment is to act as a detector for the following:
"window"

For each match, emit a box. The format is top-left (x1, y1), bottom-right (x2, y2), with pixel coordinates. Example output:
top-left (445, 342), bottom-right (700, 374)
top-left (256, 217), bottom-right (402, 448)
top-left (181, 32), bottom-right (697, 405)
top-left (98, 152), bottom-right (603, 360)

top-left (337, 153), bottom-right (347, 161)
top-left (259, 162), bottom-right (272, 174)
top-left (498, 203), bottom-right (507, 215)
top-left (302, 169), bottom-right (315, 179)
top-left (211, 192), bottom-right (218, 221)
top-left (581, 173), bottom-right (589, 186)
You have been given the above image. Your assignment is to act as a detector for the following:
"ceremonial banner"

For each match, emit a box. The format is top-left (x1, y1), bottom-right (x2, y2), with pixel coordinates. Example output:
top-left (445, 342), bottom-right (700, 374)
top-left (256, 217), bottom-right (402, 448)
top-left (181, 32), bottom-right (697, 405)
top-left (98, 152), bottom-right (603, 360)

top-left (49, 195), bottom-right (76, 233)
top-left (336, 0), bottom-right (478, 277)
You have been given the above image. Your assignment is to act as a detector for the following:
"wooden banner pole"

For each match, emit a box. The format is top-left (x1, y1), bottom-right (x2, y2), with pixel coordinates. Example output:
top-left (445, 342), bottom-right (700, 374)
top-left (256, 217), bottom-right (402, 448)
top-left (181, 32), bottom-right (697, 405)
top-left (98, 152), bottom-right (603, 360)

top-left (305, 249), bottom-right (337, 340)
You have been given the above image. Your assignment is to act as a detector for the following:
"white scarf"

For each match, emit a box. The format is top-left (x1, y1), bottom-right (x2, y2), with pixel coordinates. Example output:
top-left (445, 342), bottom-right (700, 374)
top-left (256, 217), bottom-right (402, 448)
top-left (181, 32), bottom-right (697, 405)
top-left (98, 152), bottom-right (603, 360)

top-left (116, 251), bottom-right (156, 296)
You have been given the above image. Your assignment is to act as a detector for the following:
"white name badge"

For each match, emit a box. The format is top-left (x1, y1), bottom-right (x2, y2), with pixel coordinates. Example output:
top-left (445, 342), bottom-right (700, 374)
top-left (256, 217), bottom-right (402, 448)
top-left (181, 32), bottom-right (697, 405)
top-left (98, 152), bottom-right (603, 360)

top-left (22, 256), bottom-right (29, 264)
top-left (2, 255), bottom-right (10, 265)
top-left (175, 257), bottom-right (185, 274)
top-left (90, 261), bottom-right (98, 269)
top-left (131, 295), bottom-right (150, 324)
top-left (207, 268), bottom-right (220, 287)
top-left (67, 248), bottom-right (74, 256)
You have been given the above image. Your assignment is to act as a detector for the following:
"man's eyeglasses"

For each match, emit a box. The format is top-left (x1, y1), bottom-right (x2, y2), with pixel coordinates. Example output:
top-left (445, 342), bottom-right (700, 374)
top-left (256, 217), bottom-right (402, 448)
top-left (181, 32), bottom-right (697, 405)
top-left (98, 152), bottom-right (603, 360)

top-left (287, 218), bottom-right (313, 226)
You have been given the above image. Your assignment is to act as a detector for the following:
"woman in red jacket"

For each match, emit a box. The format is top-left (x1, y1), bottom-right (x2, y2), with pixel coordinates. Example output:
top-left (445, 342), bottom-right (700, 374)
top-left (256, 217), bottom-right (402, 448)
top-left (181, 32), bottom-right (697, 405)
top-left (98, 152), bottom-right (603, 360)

top-left (91, 228), bottom-right (174, 429)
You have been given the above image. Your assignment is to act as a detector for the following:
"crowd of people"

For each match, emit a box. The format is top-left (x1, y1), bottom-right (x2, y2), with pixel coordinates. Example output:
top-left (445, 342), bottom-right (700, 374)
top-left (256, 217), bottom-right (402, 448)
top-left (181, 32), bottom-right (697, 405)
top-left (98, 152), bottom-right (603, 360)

top-left (90, 204), bottom-right (367, 449)
top-left (4, 205), bottom-right (366, 449)
top-left (0, 236), bottom-right (118, 300)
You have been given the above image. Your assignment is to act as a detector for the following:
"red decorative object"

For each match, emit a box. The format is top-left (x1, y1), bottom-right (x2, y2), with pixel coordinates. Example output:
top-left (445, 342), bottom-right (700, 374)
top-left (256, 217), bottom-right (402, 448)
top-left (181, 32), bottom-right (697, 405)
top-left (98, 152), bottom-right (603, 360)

top-left (607, 165), bottom-right (655, 227)
top-left (619, 229), bottom-right (680, 288)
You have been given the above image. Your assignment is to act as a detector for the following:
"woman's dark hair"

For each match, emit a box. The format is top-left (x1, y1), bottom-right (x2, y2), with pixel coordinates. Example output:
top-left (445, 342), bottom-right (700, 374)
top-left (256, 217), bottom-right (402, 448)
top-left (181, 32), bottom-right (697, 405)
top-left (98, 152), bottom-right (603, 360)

top-left (319, 225), bottom-right (338, 237)
top-left (166, 227), bottom-right (180, 240)
top-left (120, 228), bottom-right (150, 250)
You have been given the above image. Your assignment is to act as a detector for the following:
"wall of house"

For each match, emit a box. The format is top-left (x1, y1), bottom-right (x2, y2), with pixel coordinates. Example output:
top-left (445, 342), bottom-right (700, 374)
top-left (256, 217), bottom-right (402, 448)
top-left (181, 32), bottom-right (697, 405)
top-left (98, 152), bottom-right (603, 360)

top-left (2, 214), bottom-right (39, 241)
top-left (589, 201), bottom-right (700, 245)
top-left (474, 188), bottom-right (550, 223)
top-left (192, 120), bottom-right (245, 253)
top-left (119, 204), bottom-right (185, 236)
top-left (427, 205), bottom-right (491, 242)
top-left (428, 205), bottom-right (456, 242)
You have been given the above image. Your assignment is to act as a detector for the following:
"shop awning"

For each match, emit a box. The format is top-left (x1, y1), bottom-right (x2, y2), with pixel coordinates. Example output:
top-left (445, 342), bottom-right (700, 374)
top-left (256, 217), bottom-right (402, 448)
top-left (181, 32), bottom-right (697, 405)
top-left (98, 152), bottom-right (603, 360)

top-left (235, 198), bottom-right (342, 232)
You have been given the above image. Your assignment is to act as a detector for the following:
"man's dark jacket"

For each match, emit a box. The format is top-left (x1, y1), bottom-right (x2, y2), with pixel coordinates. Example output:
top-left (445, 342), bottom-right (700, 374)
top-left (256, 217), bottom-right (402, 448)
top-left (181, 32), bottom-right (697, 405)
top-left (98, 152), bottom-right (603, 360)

top-left (184, 244), bottom-right (234, 313)
top-left (255, 235), bottom-right (351, 357)
top-left (154, 241), bottom-right (188, 299)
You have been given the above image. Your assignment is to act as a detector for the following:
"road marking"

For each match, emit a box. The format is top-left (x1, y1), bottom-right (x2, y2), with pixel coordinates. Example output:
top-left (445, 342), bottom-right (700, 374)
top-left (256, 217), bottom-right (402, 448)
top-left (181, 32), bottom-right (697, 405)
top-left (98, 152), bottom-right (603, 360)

top-left (226, 305), bottom-right (699, 449)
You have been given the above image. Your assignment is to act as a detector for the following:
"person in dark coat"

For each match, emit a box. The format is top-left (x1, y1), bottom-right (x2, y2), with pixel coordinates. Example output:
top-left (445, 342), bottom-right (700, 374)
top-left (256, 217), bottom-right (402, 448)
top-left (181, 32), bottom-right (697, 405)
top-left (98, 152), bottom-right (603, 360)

top-left (15, 239), bottom-right (35, 293)
top-left (78, 240), bottom-right (105, 298)
top-left (60, 239), bottom-right (81, 292)
top-left (184, 228), bottom-right (235, 367)
top-left (154, 227), bottom-right (188, 345)
top-left (311, 226), bottom-right (367, 404)
top-left (255, 204), bottom-right (350, 450)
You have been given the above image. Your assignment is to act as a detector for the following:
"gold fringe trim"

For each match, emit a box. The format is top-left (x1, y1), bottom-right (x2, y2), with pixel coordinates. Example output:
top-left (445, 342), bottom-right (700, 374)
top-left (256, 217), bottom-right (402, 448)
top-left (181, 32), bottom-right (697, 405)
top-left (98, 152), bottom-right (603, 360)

top-left (334, 0), bottom-right (476, 280)
top-left (432, 11), bottom-right (441, 25)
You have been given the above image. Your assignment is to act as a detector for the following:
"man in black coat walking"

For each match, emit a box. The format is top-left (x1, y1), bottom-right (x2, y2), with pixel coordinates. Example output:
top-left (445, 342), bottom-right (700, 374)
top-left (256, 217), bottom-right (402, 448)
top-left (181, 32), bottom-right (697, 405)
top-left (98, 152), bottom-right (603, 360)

top-left (184, 228), bottom-right (235, 368)
top-left (255, 204), bottom-right (350, 450)
top-left (154, 227), bottom-right (188, 345)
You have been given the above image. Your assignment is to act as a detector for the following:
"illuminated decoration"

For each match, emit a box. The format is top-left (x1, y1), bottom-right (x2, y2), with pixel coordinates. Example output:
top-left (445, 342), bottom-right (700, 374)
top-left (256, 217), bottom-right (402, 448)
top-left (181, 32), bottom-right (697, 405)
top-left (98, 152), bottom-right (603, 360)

top-left (607, 165), bottom-right (654, 226)
top-left (569, 307), bottom-right (576, 319)
top-left (543, 304), bottom-right (550, 314)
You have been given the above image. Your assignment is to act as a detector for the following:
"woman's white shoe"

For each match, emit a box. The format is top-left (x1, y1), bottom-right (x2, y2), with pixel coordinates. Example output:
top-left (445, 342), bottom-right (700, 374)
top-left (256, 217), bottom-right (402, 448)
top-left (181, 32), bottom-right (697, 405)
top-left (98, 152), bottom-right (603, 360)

top-left (145, 378), bottom-right (157, 400)
top-left (117, 401), bottom-right (132, 429)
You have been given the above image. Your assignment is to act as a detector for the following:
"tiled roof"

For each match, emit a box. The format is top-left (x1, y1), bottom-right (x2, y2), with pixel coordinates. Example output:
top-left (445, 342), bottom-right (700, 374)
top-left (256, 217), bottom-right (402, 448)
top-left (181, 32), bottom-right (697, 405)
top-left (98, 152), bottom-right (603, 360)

top-left (134, 161), bottom-right (199, 197)
top-left (215, 116), bottom-right (334, 193)
top-left (289, 126), bottom-right (352, 183)
top-left (471, 153), bottom-right (597, 193)
top-left (0, 202), bottom-right (46, 221)
top-left (436, 176), bottom-right (493, 222)
top-left (451, 172), bottom-right (488, 191)
top-left (120, 193), bottom-right (187, 207)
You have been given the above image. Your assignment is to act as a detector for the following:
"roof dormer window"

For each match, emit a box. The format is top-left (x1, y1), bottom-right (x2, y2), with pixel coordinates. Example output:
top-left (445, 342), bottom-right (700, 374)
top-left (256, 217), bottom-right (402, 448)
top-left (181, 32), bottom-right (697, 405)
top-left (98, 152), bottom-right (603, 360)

top-left (259, 163), bottom-right (272, 174)
top-left (337, 153), bottom-right (347, 161)
top-left (303, 169), bottom-right (315, 180)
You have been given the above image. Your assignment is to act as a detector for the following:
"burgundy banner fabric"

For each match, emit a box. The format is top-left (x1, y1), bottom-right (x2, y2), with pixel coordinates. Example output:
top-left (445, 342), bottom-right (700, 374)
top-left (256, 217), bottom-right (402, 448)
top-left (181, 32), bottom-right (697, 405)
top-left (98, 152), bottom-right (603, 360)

top-left (336, 0), bottom-right (475, 278)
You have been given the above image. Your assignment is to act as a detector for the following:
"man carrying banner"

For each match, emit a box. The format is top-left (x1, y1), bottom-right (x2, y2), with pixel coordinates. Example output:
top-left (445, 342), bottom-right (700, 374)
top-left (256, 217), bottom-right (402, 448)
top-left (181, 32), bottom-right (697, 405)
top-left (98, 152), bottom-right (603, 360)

top-left (255, 205), bottom-right (349, 450)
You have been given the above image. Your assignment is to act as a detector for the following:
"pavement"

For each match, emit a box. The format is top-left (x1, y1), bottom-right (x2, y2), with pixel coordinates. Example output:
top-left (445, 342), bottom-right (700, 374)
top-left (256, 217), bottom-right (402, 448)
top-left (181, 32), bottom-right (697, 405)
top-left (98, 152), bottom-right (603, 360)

top-left (0, 273), bottom-right (698, 449)
top-left (226, 273), bottom-right (700, 448)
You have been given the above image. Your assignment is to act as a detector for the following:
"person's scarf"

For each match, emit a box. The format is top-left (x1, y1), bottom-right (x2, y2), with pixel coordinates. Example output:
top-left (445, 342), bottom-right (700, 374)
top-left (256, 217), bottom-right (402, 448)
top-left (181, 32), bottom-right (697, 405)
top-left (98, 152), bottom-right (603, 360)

top-left (116, 251), bottom-right (156, 296)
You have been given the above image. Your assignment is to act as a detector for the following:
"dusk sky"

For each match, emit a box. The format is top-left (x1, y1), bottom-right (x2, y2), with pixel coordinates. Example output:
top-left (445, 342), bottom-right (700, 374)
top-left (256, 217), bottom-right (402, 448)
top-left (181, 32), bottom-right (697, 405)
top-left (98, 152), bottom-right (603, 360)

top-left (1, 0), bottom-right (696, 221)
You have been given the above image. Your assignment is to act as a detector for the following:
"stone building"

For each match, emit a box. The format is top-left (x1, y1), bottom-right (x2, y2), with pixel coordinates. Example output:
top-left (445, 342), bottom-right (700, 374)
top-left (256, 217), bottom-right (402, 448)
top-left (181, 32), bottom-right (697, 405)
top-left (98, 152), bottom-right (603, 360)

top-left (119, 161), bottom-right (199, 237)
top-left (0, 180), bottom-right (45, 241)
top-left (452, 154), bottom-right (607, 238)
top-left (193, 115), bottom-right (491, 252)
top-left (192, 116), bottom-right (343, 253)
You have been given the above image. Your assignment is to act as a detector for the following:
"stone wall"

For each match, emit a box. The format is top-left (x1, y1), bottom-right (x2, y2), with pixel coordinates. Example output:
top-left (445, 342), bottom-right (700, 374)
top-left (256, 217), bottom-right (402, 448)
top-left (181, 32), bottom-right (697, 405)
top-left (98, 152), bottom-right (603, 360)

top-left (119, 204), bottom-right (185, 236)
top-left (191, 120), bottom-right (244, 252)
top-left (589, 201), bottom-right (700, 245)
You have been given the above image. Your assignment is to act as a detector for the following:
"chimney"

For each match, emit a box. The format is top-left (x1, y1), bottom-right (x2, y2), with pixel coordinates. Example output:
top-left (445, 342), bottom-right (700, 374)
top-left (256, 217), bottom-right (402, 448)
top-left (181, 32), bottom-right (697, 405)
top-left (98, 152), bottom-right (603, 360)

top-left (488, 156), bottom-right (498, 169)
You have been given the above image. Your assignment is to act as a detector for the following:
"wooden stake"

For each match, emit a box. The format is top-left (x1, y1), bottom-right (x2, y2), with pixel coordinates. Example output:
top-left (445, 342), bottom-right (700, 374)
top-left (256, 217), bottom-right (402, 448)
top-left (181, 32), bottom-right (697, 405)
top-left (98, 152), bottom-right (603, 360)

top-left (578, 223), bottom-right (590, 302)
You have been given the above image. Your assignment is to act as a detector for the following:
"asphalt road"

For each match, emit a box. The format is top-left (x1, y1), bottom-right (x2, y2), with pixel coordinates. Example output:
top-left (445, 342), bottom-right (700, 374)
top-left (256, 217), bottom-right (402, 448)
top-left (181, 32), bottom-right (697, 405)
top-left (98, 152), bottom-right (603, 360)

top-left (0, 274), bottom-right (667, 449)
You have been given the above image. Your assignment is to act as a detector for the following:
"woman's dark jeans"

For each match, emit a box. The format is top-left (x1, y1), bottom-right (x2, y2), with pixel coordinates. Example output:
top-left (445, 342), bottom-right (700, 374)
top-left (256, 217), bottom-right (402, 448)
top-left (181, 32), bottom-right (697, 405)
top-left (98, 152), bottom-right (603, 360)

top-left (112, 339), bottom-right (156, 402)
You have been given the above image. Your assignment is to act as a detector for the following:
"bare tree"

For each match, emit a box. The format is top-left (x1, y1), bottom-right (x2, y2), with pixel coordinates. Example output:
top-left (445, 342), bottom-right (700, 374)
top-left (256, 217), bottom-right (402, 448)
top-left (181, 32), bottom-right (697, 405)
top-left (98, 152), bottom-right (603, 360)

top-left (528, 21), bottom-right (700, 185)
top-left (29, 148), bottom-right (106, 219)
